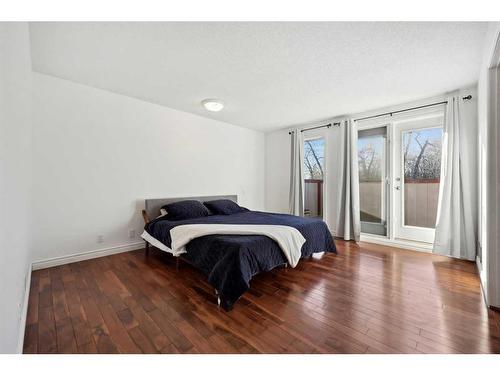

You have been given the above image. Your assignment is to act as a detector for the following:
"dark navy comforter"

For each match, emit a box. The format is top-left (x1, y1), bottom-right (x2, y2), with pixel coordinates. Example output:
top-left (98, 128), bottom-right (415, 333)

top-left (144, 211), bottom-right (336, 310)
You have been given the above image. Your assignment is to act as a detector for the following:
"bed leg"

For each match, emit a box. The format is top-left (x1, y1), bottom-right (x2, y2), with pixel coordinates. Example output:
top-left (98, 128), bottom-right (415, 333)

top-left (284, 263), bottom-right (288, 268)
top-left (145, 241), bottom-right (150, 256)
top-left (215, 289), bottom-right (221, 307)
top-left (176, 257), bottom-right (180, 270)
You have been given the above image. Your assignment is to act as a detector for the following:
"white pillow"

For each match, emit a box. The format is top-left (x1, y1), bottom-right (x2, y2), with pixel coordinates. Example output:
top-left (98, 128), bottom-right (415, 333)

top-left (156, 208), bottom-right (168, 219)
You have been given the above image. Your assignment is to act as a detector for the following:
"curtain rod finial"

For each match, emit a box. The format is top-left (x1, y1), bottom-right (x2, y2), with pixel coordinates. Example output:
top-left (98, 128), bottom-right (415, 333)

top-left (462, 95), bottom-right (472, 100)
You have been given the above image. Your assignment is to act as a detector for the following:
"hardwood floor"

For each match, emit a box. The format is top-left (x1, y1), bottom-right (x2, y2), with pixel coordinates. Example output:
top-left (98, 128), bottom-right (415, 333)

top-left (23, 240), bottom-right (500, 354)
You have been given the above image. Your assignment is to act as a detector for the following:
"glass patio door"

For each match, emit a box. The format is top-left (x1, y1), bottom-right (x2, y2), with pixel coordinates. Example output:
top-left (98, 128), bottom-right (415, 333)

top-left (393, 114), bottom-right (444, 243)
top-left (357, 127), bottom-right (388, 236)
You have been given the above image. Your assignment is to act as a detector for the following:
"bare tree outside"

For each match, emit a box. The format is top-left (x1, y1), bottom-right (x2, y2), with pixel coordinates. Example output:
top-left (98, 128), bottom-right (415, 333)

top-left (403, 129), bottom-right (442, 180)
top-left (402, 127), bottom-right (443, 228)
top-left (358, 141), bottom-right (382, 182)
top-left (358, 129), bottom-right (442, 182)
top-left (304, 139), bottom-right (325, 179)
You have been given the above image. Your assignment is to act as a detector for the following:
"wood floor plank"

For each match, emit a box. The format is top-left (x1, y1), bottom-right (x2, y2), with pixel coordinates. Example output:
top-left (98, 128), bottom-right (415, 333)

top-left (78, 341), bottom-right (99, 354)
top-left (92, 323), bottom-right (119, 354)
top-left (24, 240), bottom-right (500, 354)
top-left (128, 326), bottom-right (158, 354)
top-left (148, 308), bottom-right (193, 353)
top-left (67, 303), bottom-right (94, 348)
top-left (23, 323), bottom-right (38, 354)
top-left (26, 276), bottom-right (39, 326)
top-left (55, 317), bottom-right (78, 354)
top-left (122, 297), bottom-right (172, 351)
top-left (52, 288), bottom-right (70, 322)
top-left (116, 308), bottom-right (139, 330)
top-left (37, 306), bottom-right (57, 353)
top-left (98, 303), bottom-right (142, 353)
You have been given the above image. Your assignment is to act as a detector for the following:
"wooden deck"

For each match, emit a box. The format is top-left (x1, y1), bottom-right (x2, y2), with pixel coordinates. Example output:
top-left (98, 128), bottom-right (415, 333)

top-left (23, 240), bottom-right (500, 353)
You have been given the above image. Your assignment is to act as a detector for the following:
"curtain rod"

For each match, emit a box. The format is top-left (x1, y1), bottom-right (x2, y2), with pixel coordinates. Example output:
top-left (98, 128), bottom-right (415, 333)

top-left (354, 95), bottom-right (473, 123)
top-left (288, 122), bottom-right (341, 135)
top-left (287, 95), bottom-right (472, 133)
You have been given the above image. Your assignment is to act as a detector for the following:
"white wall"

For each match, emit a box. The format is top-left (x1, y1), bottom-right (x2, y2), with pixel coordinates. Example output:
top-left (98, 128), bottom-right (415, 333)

top-left (0, 23), bottom-right (33, 353)
top-left (477, 22), bottom-right (500, 306)
top-left (31, 73), bottom-right (265, 263)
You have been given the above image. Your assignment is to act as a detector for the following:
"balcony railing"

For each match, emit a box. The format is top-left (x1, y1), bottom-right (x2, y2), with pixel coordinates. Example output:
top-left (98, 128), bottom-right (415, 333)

top-left (403, 178), bottom-right (439, 228)
top-left (304, 178), bottom-right (439, 228)
top-left (304, 179), bottom-right (323, 217)
top-left (359, 178), bottom-right (440, 229)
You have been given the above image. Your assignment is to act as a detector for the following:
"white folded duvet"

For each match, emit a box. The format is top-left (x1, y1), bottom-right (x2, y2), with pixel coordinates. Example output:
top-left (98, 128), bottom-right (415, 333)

top-left (159, 224), bottom-right (306, 268)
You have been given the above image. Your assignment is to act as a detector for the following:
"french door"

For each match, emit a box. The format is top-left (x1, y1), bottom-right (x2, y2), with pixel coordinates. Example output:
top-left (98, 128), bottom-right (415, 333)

top-left (357, 108), bottom-right (444, 246)
top-left (393, 114), bottom-right (444, 243)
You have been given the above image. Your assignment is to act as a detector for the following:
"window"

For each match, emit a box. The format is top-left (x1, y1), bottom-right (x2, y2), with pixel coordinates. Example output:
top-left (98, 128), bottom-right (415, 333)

top-left (402, 127), bottom-right (442, 229)
top-left (303, 137), bottom-right (325, 218)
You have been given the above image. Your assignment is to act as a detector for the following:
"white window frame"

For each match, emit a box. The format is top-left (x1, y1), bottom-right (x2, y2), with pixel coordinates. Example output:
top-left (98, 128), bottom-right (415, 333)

top-left (302, 128), bottom-right (328, 223)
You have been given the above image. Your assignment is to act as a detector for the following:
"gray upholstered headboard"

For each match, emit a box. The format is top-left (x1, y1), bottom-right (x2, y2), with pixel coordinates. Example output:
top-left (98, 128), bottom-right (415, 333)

top-left (144, 195), bottom-right (238, 220)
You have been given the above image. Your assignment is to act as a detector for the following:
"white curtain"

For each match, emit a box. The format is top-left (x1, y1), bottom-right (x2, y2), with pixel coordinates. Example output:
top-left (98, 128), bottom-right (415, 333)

top-left (289, 129), bottom-right (304, 216)
top-left (433, 96), bottom-right (477, 260)
top-left (333, 119), bottom-right (361, 241)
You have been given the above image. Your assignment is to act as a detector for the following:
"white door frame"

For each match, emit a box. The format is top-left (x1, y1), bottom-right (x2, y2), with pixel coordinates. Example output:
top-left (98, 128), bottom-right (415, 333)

top-left (486, 31), bottom-right (500, 308)
top-left (392, 112), bottom-right (444, 243)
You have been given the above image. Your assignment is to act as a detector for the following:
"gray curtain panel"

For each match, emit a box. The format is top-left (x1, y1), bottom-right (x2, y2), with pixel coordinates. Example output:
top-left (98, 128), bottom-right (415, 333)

top-left (289, 129), bottom-right (304, 216)
top-left (434, 96), bottom-right (477, 260)
top-left (333, 119), bottom-right (361, 241)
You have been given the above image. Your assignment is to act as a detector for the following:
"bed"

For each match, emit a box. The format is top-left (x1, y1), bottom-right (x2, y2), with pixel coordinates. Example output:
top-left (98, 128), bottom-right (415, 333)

top-left (141, 195), bottom-right (336, 310)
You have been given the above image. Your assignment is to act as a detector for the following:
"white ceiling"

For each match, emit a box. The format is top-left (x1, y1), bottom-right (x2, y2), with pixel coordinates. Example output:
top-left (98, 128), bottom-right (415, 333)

top-left (29, 22), bottom-right (488, 132)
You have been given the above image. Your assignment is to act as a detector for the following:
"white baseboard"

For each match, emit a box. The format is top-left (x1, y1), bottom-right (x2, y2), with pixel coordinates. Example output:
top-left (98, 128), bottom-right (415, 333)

top-left (17, 264), bottom-right (32, 353)
top-left (32, 242), bottom-right (145, 271)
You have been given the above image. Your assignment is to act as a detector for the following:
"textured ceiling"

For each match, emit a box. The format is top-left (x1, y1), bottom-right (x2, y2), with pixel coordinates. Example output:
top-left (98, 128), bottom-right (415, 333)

top-left (29, 22), bottom-right (488, 131)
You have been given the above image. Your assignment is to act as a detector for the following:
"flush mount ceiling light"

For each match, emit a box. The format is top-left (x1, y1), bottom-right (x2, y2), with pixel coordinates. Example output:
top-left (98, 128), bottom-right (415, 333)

top-left (202, 99), bottom-right (224, 112)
